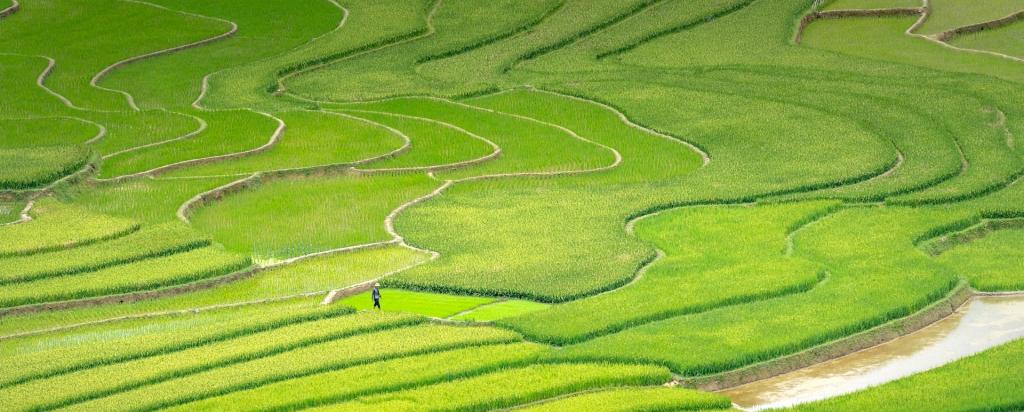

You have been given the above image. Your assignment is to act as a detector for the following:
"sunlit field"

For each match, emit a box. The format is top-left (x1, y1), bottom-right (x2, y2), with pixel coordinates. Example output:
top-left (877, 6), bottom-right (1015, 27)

top-left (2, 0), bottom-right (1023, 410)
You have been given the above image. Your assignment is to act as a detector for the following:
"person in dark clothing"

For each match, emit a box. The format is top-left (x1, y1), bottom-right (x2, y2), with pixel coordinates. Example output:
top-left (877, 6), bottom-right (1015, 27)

top-left (372, 283), bottom-right (381, 309)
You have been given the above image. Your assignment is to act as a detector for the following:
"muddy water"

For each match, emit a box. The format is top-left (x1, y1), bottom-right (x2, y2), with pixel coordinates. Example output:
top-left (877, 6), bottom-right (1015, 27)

top-left (722, 294), bottom-right (1024, 410)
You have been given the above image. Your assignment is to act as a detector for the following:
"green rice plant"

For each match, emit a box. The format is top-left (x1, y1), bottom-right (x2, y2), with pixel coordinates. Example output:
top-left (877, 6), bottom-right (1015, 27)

top-left (339, 289), bottom-right (495, 318)
top-left (0, 201), bottom-right (26, 224)
top-left (0, 301), bottom-right (354, 387)
top-left (56, 176), bottom-right (237, 225)
top-left (56, 324), bottom-right (520, 411)
top-left (935, 227), bottom-right (1024, 291)
top-left (0, 118), bottom-right (99, 149)
top-left (162, 110), bottom-right (406, 177)
top-left (311, 362), bottom-right (671, 411)
top-left (287, 0), bottom-right (562, 101)
top-left (822, 0), bottom-right (920, 10)
top-left (188, 173), bottom-right (439, 259)
top-left (0, 200), bottom-right (139, 258)
top-left (0, 311), bottom-right (423, 411)
top-left (0, 245), bottom-right (251, 309)
top-left (0, 0), bottom-right (228, 111)
top-left (98, 109), bottom-right (278, 178)
top-left (916, 0), bottom-right (1023, 35)
top-left (337, 97), bottom-right (615, 180)
top-left (500, 202), bottom-right (836, 345)
top-left (517, 386), bottom-right (732, 412)
top-left (203, 0), bottom-right (432, 110)
top-left (452, 299), bottom-right (550, 322)
top-left (801, 15), bottom-right (1024, 84)
top-left (795, 337), bottom-right (1024, 411)
top-left (0, 54), bottom-right (73, 116)
top-left (100, 0), bottom-right (342, 109)
top-left (952, 20), bottom-right (1024, 59)
top-left (0, 245), bottom-right (428, 337)
top-left (336, 110), bottom-right (496, 170)
top-left (89, 110), bottom-right (204, 156)
top-left (0, 222), bottom-right (210, 285)
top-left (166, 342), bottom-right (549, 412)
top-left (0, 145), bottom-right (92, 190)
top-left (556, 207), bottom-right (971, 375)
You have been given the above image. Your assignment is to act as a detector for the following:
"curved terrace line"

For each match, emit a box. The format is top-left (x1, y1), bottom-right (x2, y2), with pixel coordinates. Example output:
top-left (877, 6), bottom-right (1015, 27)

top-left (596, 0), bottom-right (757, 60)
top-left (191, 0), bottom-right (350, 109)
top-left (101, 110), bottom-right (206, 159)
top-left (91, 0), bottom-right (239, 112)
top-left (0, 0), bottom-right (18, 18)
top-left (159, 109), bottom-right (413, 182)
top-left (95, 110), bottom-right (286, 182)
top-left (276, 0), bottom-right (444, 97)
top-left (529, 87), bottom-right (711, 166)
top-left (337, 109), bottom-right (503, 175)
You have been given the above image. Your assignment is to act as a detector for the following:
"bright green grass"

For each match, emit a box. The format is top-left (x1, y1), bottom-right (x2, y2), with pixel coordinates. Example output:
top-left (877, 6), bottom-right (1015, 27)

top-left (917, 0), bottom-right (1023, 34)
top-left (0, 245), bottom-right (251, 309)
top-left (53, 324), bottom-right (520, 411)
top-left (339, 289), bottom-right (494, 318)
top-left (0, 200), bottom-right (139, 258)
top-left (501, 201), bottom-right (835, 345)
top-left (823, 0), bottom-right (920, 10)
top-left (0, 222), bottom-right (209, 285)
top-left (0, 118), bottom-right (98, 148)
top-left (0, 145), bottom-right (91, 190)
top-left (796, 337), bottom-right (1024, 411)
top-left (0, 0), bottom-right (227, 111)
top-left (188, 173), bottom-right (439, 259)
top-left (952, 20), bottom-right (1024, 59)
top-left (452, 299), bottom-right (551, 322)
top-left (167, 342), bottom-right (548, 412)
top-left (163, 110), bottom-right (406, 177)
top-left (936, 228), bottom-right (1024, 291)
top-left (313, 362), bottom-right (672, 411)
top-left (0, 311), bottom-right (424, 411)
top-left (518, 386), bottom-right (732, 412)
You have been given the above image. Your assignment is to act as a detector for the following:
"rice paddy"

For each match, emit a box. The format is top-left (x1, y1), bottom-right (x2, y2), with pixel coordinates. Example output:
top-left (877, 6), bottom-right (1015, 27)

top-left (2, 0), bottom-right (1023, 410)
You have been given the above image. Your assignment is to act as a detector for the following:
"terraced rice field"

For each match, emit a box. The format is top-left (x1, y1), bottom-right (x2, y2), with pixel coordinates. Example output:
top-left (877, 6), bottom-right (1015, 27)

top-left (2, 0), bottom-right (1023, 410)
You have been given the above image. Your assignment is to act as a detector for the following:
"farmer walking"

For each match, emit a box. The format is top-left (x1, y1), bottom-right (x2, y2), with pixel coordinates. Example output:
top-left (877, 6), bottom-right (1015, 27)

top-left (372, 283), bottom-right (381, 310)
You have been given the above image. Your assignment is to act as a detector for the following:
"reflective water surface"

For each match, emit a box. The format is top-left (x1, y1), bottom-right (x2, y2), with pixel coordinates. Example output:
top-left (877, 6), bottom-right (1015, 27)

top-left (722, 295), bottom-right (1024, 410)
